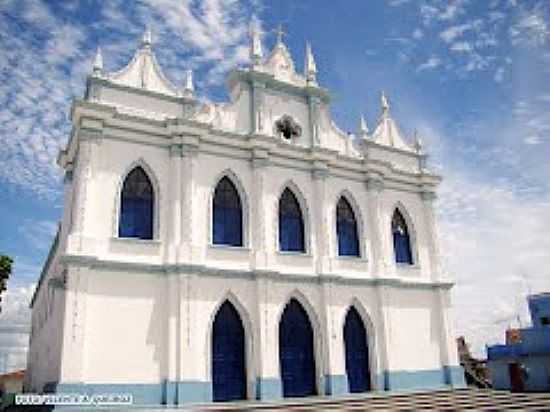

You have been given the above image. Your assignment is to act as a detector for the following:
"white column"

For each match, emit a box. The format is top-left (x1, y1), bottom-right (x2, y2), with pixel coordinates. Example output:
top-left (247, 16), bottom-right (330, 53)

top-left (250, 81), bottom-right (265, 135)
top-left (254, 275), bottom-right (281, 399)
top-left (179, 143), bottom-right (198, 262)
top-left (365, 175), bottom-right (387, 277)
top-left (421, 191), bottom-right (442, 282)
top-left (59, 265), bottom-right (89, 383)
top-left (67, 137), bottom-right (93, 253)
top-left (165, 271), bottom-right (180, 404)
top-left (436, 288), bottom-right (462, 386)
top-left (312, 163), bottom-right (329, 273)
top-left (374, 286), bottom-right (391, 390)
top-left (251, 150), bottom-right (269, 270)
top-left (166, 138), bottom-right (183, 263)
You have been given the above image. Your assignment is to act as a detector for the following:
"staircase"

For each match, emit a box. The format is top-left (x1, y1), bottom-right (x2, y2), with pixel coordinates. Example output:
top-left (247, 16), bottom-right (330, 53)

top-left (197, 389), bottom-right (550, 411)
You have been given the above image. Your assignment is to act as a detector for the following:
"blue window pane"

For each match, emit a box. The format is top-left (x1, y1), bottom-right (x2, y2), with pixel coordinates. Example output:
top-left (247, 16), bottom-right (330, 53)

top-left (279, 189), bottom-right (305, 252)
top-left (337, 197), bottom-right (359, 256)
top-left (213, 177), bottom-right (243, 246)
top-left (392, 210), bottom-right (413, 264)
top-left (118, 167), bottom-right (154, 240)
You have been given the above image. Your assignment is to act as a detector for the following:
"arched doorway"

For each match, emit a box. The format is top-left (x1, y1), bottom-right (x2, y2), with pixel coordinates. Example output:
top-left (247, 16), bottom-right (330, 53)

top-left (212, 301), bottom-right (246, 401)
top-left (279, 299), bottom-right (317, 397)
top-left (344, 307), bottom-right (371, 393)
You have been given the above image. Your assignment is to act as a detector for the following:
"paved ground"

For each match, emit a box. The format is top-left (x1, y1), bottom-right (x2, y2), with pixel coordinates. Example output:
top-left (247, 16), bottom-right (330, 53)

top-left (5, 389), bottom-right (550, 411)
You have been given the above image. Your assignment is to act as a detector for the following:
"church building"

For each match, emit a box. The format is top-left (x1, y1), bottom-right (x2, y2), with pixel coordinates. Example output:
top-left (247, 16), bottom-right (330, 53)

top-left (25, 25), bottom-right (465, 406)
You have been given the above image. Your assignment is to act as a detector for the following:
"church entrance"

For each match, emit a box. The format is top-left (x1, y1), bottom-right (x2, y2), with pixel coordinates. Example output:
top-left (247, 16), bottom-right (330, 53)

top-left (279, 299), bottom-right (317, 397)
top-left (212, 301), bottom-right (246, 402)
top-left (344, 307), bottom-right (371, 393)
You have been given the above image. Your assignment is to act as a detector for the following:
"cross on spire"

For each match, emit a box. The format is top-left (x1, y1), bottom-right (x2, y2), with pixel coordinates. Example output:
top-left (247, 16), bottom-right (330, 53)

top-left (275, 24), bottom-right (286, 45)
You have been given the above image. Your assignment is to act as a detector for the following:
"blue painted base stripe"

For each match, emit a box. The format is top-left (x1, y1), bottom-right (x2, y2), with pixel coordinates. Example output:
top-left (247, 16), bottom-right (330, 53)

top-left (324, 374), bottom-right (348, 396)
top-left (444, 365), bottom-right (467, 388)
top-left (255, 377), bottom-right (282, 400)
top-left (45, 367), bottom-right (465, 406)
top-left (47, 381), bottom-right (212, 405)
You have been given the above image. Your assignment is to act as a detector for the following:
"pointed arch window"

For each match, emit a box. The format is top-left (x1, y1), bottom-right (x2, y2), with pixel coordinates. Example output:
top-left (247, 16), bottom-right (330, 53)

top-left (392, 209), bottom-right (413, 264)
top-left (213, 177), bottom-right (243, 246)
top-left (279, 188), bottom-right (305, 252)
top-left (118, 166), bottom-right (154, 239)
top-left (337, 197), bottom-right (360, 257)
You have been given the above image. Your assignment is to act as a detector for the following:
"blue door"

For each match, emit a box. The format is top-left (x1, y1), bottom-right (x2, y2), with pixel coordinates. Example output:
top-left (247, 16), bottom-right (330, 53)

top-left (212, 301), bottom-right (246, 401)
top-left (344, 307), bottom-right (371, 393)
top-left (279, 299), bottom-right (316, 397)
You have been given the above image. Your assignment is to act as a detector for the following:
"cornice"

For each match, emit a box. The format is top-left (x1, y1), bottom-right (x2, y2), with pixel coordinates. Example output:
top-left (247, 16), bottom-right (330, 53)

top-left (87, 75), bottom-right (196, 105)
top-left (58, 254), bottom-right (454, 291)
top-left (227, 69), bottom-right (331, 104)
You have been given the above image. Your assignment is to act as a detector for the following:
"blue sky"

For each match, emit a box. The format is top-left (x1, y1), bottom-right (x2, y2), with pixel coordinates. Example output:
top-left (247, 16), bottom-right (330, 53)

top-left (0, 0), bottom-right (549, 369)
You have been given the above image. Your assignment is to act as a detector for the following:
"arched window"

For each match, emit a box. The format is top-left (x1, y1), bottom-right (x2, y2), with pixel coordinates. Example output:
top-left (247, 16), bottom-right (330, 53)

top-left (392, 209), bottom-right (413, 264)
top-left (279, 188), bottom-right (305, 252)
top-left (337, 197), bottom-right (360, 257)
top-left (213, 177), bottom-right (243, 246)
top-left (118, 166), bottom-right (154, 239)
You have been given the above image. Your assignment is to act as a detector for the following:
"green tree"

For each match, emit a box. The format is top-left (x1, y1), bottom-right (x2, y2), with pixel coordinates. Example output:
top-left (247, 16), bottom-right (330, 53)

top-left (0, 255), bottom-right (13, 313)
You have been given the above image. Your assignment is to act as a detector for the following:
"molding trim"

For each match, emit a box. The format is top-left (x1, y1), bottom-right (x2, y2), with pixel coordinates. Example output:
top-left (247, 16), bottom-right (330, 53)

top-left (58, 254), bottom-right (454, 290)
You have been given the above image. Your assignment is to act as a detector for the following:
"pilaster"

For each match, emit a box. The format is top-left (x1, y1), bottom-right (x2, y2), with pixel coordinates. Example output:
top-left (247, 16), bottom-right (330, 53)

top-left (307, 94), bottom-right (322, 146)
top-left (421, 190), bottom-right (442, 282)
top-left (250, 81), bottom-right (266, 135)
top-left (312, 161), bottom-right (330, 274)
top-left (179, 138), bottom-right (199, 263)
top-left (166, 136), bottom-right (184, 263)
top-left (374, 285), bottom-right (391, 390)
top-left (251, 149), bottom-right (270, 270)
top-left (67, 126), bottom-right (102, 254)
top-left (59, 265), bottom-right (90, 383)
top-left (365, 173), bottom-right (387, 277)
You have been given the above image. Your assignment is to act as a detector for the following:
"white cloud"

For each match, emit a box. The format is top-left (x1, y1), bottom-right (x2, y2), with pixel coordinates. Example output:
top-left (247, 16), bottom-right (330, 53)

top-left (509, 5), bottom-right (550, 47)
top-left (0, 283), bottom-right (33, 373)
top-left (412, 28), bottom-right (423, 40)
top-left (494, 66), bottom-right (505, 82)
top-left (0, 0), bottom-right (261, 198)
top-left (440, 21), bottom-right (482, 43)
top-left (18, 220), bottom-right (57, 251)
top-left (417, 56), bottom-right (442, 72)
top-left (450, 41), bottom-right (473, 52)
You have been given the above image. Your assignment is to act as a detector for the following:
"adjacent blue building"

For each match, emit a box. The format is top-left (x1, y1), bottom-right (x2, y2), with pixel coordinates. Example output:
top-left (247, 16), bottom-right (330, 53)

top-left (487, 293), bottom-right (550, 392)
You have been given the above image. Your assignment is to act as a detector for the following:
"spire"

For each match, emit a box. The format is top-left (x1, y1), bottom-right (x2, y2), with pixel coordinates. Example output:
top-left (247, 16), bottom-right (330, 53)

top-left (413, 129), bottom-right (424, 153)
top-left (142, 26), bottom-right (152, 48)
top-left (304, 42), bottom-right (317, 84)
top-left (183, 69), bottom-right (194, 97)
top-left (275, 24), bottom-right (285, 46)
top-left (381, 91), bottom-right (390, 116)
top-left (359, 114), bottom-right (369, 137)
top-left (92, 47), bottom-right (103, 76)
top-left (249, 18), bottom-right (263, 67)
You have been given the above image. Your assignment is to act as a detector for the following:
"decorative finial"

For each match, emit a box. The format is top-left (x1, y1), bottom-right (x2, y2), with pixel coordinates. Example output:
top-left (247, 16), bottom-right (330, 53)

top-left (381, 91), bottom-right (390, 115)
top-left (413, 130), bottom-right (423, 153)
top-left (142, 26), bottom-right (152, 48)
top-left (183, 69), bottom-right (194, 97)
top-left (304, 42), bottom-right (317, 84)
top-left (92, 47), bottom-right (103, 75)
top-left (249, 17), bottom-right (263, 67)
top-left (359, 114), bottom-right (369, 136)
top-left (275, 24), bottom-right (285, 45)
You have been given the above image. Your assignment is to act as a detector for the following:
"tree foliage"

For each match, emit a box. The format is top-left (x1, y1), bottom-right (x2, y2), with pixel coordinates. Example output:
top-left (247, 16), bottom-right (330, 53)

top-left (0, 255), bottom-right (13, 312)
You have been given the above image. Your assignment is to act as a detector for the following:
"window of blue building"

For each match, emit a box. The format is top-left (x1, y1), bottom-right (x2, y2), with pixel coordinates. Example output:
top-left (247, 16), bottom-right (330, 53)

top-left (337, 197), bottom-right (360, 257)
top-left (279, 188), bottom-right (305, 252)
top-left (118, 166), bottom-right (154, 240)
top-left (392, 209), bottom-right (413, 264)
top-left (213, 177), bottom-right (243, 246)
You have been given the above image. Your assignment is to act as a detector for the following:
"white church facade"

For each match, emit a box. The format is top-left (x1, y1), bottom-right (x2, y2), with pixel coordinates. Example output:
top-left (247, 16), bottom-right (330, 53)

top-left (26, 26), bottom-right (465, 406)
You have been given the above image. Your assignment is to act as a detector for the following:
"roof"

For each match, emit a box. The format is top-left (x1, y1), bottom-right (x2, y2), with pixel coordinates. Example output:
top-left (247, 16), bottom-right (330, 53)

top-left (0, 369), bottom-right (25, 382)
